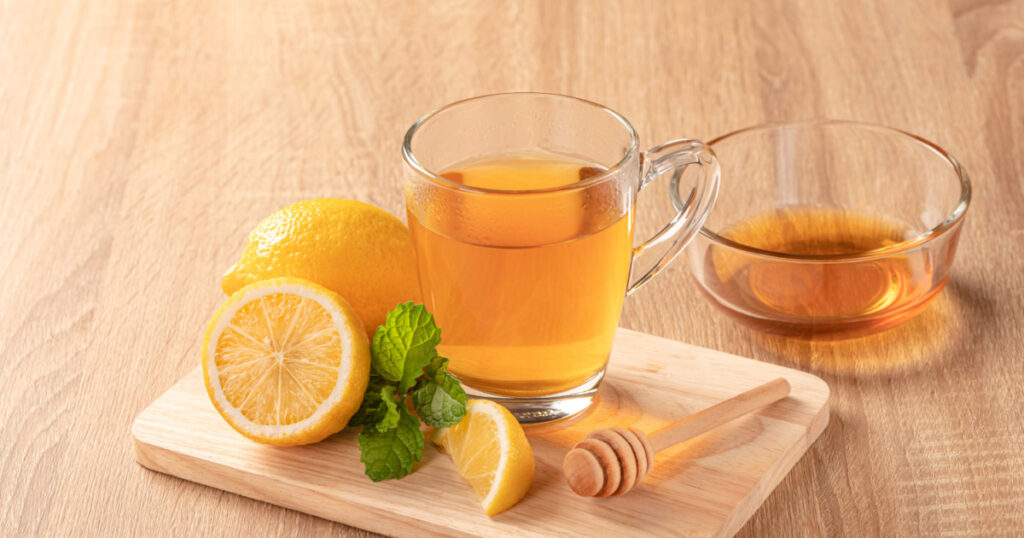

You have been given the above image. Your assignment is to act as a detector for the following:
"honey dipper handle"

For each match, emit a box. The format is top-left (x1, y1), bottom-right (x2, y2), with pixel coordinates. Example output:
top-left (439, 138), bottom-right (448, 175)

top-left (648, 378), bottom-right (791, 452)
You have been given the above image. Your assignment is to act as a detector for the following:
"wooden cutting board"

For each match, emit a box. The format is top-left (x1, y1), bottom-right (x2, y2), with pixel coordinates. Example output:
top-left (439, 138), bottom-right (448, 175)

top-left (132, 329), bottom-right (829, 537)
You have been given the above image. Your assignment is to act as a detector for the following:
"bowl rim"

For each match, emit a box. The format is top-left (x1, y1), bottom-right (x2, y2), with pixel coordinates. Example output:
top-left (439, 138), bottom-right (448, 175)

top-left (697, 119), bottom-right (972, 262)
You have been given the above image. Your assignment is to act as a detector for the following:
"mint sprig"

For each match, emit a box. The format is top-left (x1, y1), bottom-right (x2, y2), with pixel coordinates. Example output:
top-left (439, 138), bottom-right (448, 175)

top-left (354, 302), bottom-right (467, 481)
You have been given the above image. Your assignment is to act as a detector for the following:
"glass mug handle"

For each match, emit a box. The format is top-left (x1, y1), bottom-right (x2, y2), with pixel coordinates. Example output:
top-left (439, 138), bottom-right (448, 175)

top-left (627, 139), bottom-right (721, 295)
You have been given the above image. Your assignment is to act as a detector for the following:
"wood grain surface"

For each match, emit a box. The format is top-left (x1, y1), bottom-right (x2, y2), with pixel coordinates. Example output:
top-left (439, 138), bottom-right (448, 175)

top-left (1, 0), bottom-right (1021, 536)
top-left (132, 330), bottom-right (829, 538)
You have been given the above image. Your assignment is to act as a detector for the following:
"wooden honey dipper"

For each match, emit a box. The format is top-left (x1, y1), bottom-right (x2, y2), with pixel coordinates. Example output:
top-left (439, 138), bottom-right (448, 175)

top-left (563, 377), bottom-right (791, 497)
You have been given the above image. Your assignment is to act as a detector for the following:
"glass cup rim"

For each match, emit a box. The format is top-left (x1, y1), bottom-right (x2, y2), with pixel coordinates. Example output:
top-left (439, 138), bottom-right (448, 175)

top-left (401, 92), bottom-right (640, 196)
top-left (698, 119), bottom-right (972, 262)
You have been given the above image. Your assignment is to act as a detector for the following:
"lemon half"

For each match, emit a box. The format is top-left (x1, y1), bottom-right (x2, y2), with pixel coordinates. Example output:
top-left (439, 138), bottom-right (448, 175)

top-left (202, 277), bottom-right (370, 446)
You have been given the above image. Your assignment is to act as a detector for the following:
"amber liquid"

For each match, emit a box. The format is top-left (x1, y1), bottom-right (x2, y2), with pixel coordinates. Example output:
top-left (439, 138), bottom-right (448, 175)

top-left (702, 207), bottom-right (940, 335)
top-left (407, 155), bottom-right (633, 396)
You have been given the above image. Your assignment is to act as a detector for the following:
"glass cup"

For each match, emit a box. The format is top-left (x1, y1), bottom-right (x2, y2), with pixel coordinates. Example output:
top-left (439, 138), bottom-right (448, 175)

top-left (686, 120), bottom-right (971, 337)
top-left (403, 93), bottom-right (719, 423)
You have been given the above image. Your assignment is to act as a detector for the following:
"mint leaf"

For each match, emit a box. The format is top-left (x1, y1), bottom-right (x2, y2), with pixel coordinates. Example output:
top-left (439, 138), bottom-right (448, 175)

top-left (357, 406), bottom-right (424, 481)
top-left (371, 302), bottom-right (441, 392)
top-left (411, 371), bottom-right (467, 428)
top-left (411, 356), bottom-right (468, 427)
top-left (349, 382), bottom-right (400, 433)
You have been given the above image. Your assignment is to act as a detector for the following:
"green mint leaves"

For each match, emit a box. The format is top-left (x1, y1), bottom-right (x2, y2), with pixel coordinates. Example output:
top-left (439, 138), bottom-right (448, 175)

top-left (354, 303), bottom-right (467, 481)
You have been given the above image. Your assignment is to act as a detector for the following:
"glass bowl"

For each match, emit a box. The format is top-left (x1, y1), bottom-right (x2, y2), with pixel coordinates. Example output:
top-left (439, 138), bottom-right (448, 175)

top-left (685, 120), bottom-right (971, 337)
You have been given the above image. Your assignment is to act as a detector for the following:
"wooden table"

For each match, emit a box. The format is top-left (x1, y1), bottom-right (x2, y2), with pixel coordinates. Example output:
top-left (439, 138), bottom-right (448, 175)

top-left (2, 1), bottom-right (1021, 536)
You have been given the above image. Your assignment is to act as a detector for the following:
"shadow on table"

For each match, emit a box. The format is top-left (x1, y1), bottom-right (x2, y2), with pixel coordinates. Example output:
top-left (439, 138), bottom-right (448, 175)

top-left (747, 278), bottom-right (995, 379)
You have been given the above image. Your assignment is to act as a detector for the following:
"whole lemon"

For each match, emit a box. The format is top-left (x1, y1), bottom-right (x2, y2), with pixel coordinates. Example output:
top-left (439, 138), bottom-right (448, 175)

top-left (222, 199), bottom-right (420, 334)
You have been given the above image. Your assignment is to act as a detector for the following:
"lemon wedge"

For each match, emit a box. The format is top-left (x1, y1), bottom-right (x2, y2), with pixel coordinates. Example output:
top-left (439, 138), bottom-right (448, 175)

top-left (202, 277), bottom-right (370, 446)
top-left (433, 399), bottom-right (535, 516)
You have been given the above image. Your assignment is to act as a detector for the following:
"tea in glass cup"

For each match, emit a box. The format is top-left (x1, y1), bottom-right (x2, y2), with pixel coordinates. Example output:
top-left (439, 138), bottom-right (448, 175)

top-left (403, 93), bottom-right (719, 423)
top-left (409, 154), bottom-right (631, 397)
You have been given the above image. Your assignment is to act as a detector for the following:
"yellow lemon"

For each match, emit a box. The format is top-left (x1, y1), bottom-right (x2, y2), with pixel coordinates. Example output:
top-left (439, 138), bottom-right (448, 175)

top-left (202, 277), bottom-right (370, 446)
top-left (222, 199), bottom-right (419, 334)
top-left (433, 400), bottom-right (535, 516)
